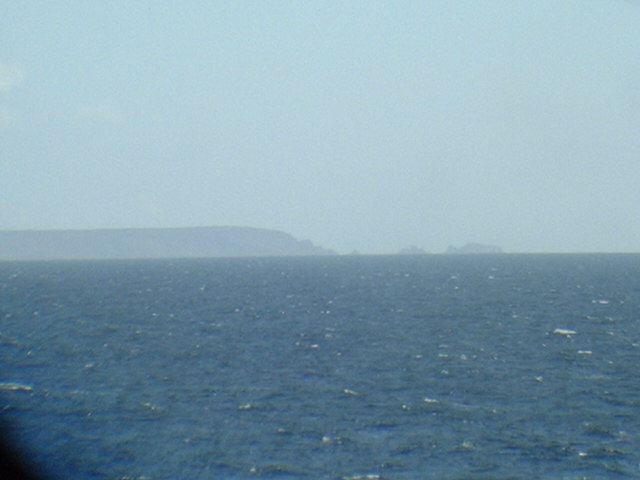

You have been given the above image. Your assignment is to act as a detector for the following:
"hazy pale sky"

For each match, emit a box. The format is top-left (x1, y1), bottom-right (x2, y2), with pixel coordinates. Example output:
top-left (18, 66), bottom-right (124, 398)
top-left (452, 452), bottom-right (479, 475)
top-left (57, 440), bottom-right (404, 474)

top-left (1, 1), bottom-right (639, 253)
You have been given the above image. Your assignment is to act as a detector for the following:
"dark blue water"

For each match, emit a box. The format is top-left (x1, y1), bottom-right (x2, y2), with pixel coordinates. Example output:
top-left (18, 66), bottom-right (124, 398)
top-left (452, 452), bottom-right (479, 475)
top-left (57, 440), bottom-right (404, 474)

top-left (1, 255), bottom-right (640, 479)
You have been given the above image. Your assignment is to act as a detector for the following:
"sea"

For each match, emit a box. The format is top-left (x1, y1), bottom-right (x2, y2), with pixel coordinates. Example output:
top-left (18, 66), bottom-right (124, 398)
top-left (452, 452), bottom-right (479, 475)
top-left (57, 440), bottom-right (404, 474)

top-left (1, 254), bottom-right (639, 480)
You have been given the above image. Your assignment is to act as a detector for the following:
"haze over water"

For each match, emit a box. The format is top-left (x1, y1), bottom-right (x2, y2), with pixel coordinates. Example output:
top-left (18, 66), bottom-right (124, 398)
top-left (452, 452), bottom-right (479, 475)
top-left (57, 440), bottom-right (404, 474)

top-left (2, 2), bottom-right (640, 254)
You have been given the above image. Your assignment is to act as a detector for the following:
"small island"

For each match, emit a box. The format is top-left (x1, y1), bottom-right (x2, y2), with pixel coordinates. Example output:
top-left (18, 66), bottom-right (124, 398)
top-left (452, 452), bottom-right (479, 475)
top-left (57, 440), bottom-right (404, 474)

top-left (445, 243), bottom-right (504, 254)
top-left (397, 246), bottom-right (429, 255)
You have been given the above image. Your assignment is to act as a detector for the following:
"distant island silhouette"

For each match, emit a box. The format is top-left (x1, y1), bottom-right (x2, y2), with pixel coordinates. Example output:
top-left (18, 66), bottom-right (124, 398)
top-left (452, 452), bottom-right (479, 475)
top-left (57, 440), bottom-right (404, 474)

top-left (395, 243), bottom-right (504, 255)
top-left (0, 226), bottom-right (335, 260)
top-left (397, 246), bottom-right (429, 255)
top-left (445, 243), bottom-right (504, 254)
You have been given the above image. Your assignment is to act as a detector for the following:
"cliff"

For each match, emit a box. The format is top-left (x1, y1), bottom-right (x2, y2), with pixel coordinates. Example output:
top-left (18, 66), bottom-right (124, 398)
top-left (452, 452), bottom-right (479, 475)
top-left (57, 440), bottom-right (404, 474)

top-left (0, 226), bottom-right (336, 260)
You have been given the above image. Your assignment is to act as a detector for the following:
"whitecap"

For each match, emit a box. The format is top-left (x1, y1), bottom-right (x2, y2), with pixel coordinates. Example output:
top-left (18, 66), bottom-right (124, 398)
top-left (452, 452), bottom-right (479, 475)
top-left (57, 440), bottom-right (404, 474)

top-left (553, 328), bottom-right (577, 336)
top-left (0, 382), bottom-right (32, 391)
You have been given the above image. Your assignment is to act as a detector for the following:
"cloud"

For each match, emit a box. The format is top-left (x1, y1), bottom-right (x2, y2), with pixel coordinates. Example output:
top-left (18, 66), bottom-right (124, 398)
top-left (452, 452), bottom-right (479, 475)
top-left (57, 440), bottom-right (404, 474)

top-left (0, 64), bottom-right (25, 91)
top-left (75, 103), bottom-right (124, 123)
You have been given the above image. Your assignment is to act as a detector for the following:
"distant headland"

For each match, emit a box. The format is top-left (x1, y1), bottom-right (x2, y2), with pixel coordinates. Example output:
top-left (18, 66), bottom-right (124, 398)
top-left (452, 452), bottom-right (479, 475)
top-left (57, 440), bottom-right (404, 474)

top-left (0, 226), bottom-right (336, 260)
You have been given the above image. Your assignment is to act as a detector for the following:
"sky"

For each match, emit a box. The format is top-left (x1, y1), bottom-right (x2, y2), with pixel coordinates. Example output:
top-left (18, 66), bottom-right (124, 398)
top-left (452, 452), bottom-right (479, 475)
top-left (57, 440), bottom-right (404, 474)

top-left (1, 1), bottom-right (639, 254)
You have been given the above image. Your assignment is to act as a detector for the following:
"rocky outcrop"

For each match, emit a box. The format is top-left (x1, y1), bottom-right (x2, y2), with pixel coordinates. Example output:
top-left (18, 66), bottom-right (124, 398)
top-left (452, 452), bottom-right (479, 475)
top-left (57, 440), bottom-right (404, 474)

top-left (445, 243), bottom-right (503, 254)
top-left (397, 246), bottom-right (429, 255)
